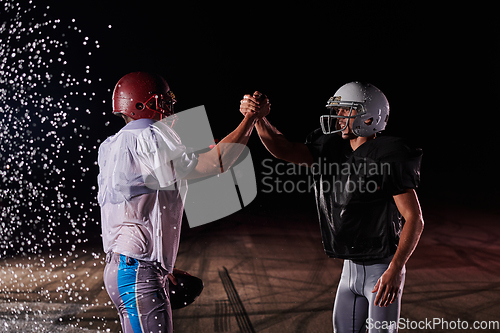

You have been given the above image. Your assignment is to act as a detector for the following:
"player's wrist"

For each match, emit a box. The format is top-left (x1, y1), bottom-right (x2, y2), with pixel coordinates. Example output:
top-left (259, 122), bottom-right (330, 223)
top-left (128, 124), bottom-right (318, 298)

top-left (388, 259), bottom-right (405, 272)
top-left (243, 111), bottom-right (259, 124)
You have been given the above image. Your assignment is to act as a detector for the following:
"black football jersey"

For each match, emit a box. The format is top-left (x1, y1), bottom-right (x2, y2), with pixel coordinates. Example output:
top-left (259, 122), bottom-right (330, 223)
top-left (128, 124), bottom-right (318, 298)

top-left (305, 129), bottom-right (422, 260)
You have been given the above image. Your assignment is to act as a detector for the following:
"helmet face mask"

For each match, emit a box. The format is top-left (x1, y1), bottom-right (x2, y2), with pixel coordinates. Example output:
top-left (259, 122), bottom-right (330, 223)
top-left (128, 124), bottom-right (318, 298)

top-left (320, 82), bottom-right (389, 137)
top-left (143, 90), bottom-right (177, 118)
top-left (320, 99), bottom-right (365, 135)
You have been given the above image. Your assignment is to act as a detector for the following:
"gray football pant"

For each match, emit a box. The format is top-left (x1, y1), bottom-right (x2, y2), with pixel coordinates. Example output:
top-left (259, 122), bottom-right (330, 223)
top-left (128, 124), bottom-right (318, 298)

top-left (103, 252), bottom-right (173, 333)
top-left (333, 257), bottom-right (405, 333)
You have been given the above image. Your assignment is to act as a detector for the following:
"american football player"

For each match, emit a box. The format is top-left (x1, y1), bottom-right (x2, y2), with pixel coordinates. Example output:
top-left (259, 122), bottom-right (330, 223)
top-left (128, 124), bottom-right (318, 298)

top-left (241, 82), bottom-right (424, 333)
top-left (98, 72), bottom-right (263, 333)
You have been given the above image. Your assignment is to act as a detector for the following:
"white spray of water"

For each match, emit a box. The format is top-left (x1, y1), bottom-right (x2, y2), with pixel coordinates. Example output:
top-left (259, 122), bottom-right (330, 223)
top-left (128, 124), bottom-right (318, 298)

top-left (0, 2), bottom-right (114, 331)
top-left (0, 2), bottom-right (104, 256)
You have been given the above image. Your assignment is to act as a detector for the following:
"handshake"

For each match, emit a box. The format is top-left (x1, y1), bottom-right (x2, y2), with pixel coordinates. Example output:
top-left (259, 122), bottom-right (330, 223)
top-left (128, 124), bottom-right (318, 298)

top-left (240, 91), bottom-right (271, 120)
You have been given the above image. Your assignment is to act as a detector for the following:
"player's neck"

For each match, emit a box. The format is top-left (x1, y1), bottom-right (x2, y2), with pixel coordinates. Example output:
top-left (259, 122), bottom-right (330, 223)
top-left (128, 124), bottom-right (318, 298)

top-left (350, 135), bottom-right (375, 151)
top-left (122, 114), bottom-right (134, 124)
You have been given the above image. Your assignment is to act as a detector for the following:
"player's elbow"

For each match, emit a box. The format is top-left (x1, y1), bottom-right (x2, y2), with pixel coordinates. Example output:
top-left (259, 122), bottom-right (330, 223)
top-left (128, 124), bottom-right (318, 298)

top-left (409, 213), bottom-right (424, 236)
top-left (416, 215), bottom-right (424, 234)
top-left (200, 160), bottom-right (223, 176)
top-left (184, 159), bottom-right (220, 180)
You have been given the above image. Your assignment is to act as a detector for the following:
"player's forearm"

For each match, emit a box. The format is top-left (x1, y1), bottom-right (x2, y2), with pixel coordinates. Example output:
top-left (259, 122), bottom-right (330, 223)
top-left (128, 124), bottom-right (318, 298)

top-left (219, 112), bottom-right (257, 147)
top-left (255, 117), bottom-right (282, 155)
top-left (389, 214), bottom-right (424, 272)
top-left (255, 117), bottom-right (293, 159)
top-left (255, 117), bottom-right (313, 166)
top-left (189, 113), bottom-right (256, 177)
top-left (389, 189), bottom-right (424, 271)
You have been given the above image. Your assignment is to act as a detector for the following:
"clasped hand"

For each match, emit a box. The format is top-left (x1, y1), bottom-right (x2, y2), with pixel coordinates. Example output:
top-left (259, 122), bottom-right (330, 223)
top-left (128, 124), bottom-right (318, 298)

top-left (240, 91), bottom-right (270, 119)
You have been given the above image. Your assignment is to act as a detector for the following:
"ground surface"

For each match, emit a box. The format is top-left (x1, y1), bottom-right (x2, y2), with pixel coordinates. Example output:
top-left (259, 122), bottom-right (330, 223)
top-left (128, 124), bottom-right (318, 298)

top-left (1, 201), bottom-right (499, 332)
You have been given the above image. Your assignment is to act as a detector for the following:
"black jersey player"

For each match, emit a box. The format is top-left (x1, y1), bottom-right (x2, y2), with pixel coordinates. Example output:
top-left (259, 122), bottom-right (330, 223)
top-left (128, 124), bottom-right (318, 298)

top-left (240, 82), bottom-right (424, 333)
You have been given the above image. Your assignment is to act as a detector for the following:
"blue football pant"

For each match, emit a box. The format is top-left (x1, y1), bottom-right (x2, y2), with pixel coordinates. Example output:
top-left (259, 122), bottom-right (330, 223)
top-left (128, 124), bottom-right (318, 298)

top-left (333, 257), bottom-right (406, 333)
top-left (103, 253), bottom-right (173, 333)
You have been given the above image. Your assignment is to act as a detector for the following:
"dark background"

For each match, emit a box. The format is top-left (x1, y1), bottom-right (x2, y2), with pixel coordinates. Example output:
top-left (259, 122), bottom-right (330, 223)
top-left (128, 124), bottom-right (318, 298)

top-left (0, 4), bottom-right (498, 330)
top-left (3, 1), bottom-right (498, 251)
top-left (51, 0), bottom-right (499, 209)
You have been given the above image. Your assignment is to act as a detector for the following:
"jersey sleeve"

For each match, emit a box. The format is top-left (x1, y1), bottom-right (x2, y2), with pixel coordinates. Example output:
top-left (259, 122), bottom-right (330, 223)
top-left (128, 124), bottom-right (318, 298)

top-left (136, 122), bottom-right (198, 188)
top-left (377, 137), bottom-right (422, 195)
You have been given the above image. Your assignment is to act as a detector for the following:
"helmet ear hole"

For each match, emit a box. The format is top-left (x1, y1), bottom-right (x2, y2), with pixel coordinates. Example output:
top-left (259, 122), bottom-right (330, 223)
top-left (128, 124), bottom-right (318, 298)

top-left (364, 117), bottom-right (373, 125)
top-left (136, 103), bottom-right (144, 110)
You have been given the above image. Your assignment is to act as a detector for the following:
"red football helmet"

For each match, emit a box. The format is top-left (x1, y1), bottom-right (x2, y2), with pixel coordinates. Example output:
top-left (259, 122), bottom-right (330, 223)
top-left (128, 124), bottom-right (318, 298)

top-left (112, 72), bottom-right (176, 120)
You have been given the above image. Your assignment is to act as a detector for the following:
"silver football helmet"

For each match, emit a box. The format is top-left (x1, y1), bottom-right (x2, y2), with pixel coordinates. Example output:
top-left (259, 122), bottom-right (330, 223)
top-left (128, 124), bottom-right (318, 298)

top-left (320, 82), bottom-right (390, 137)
